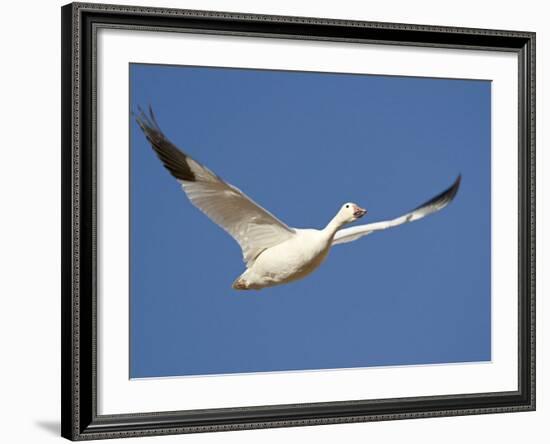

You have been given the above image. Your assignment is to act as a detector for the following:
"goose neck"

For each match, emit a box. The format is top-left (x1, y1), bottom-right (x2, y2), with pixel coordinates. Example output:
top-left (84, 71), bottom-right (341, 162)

top-left (324, 215), bottom-right (345, 238)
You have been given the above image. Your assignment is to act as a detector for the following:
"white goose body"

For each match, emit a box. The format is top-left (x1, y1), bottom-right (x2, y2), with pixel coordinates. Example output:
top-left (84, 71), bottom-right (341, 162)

top-left (237, 228), bottom-right (333, 289)
top-left (136, 107), bottom-right (461, 291)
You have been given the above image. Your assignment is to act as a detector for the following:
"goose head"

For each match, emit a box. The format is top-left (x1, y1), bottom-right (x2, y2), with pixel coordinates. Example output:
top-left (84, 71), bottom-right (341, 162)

top-left (336, 202), bottom-right (367, 225)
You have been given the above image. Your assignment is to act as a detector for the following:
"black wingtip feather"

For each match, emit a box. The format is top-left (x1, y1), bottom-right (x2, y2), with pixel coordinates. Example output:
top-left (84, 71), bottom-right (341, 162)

top-left (442, 174), bottom-right (461, 203)
top-left (135, 106), bottom-right (196, 182)
top-left (413, 174), bottom-right (461, 211)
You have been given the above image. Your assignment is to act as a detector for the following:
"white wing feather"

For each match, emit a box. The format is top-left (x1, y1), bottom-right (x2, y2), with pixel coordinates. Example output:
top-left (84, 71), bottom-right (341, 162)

top-left (332, 176), bottom-right (461, 245)
top-left (136, 107), bottom-right (295, 266)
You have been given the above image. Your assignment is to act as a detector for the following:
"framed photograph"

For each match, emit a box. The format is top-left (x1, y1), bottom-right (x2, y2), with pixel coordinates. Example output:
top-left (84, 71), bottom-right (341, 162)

top-left (61, 2), bottom-right (535, 440)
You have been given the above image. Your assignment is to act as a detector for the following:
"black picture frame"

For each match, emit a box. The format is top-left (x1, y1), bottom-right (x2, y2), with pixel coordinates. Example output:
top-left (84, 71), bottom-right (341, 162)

top-left (61, 2), bottom-right (536, 440)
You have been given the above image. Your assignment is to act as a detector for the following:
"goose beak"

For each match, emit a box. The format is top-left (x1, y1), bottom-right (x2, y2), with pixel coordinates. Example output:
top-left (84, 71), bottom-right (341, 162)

top-left (353, 206), bottom-right (367, 218)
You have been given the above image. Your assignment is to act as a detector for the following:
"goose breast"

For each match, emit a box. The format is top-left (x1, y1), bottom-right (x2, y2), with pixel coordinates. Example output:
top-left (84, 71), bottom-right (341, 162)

top-left (244, 229), bottom-right (332, 288)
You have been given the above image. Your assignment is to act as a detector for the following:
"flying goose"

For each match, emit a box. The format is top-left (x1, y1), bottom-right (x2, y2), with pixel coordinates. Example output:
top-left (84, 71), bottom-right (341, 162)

top-left (136, 107), bottom-right (461, 290)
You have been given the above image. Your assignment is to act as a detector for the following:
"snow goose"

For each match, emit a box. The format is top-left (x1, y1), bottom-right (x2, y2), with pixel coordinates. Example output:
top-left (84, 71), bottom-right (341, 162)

top-left (136, 107), bottom-right (461, 290)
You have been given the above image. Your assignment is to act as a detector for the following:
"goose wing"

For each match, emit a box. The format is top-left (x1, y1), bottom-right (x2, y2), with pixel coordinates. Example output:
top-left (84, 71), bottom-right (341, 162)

top-left (136, 107), bottom-right (295, 266)
top-left (332, 175), bottom-right (461, 245)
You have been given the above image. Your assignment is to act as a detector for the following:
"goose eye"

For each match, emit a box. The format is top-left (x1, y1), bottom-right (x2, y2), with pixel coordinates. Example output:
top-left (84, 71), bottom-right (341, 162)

top-left (345, 205), bottom-right (349, 208)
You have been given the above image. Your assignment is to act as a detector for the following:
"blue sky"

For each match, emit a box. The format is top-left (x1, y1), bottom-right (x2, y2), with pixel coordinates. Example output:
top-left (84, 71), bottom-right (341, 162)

top-left (129, 63), bottom-right (491, 378)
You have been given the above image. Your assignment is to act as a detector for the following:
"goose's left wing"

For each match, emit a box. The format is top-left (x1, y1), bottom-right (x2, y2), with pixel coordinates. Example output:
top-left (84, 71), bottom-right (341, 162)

top-left (332, 175), bottom-right (461, 246)
top-left (136, 107), bottom-right (295, 266)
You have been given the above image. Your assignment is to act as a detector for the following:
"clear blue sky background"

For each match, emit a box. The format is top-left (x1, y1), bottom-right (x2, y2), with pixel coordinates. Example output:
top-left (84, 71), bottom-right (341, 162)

top-left (129, 63), bottom-right (491, 378)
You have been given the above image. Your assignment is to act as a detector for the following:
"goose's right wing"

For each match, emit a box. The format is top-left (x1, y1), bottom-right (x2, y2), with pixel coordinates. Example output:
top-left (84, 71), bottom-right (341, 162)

top-left (136, 107), bottom-right (295, 266)
top-left (332, 175), bottom-right (461, 245)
